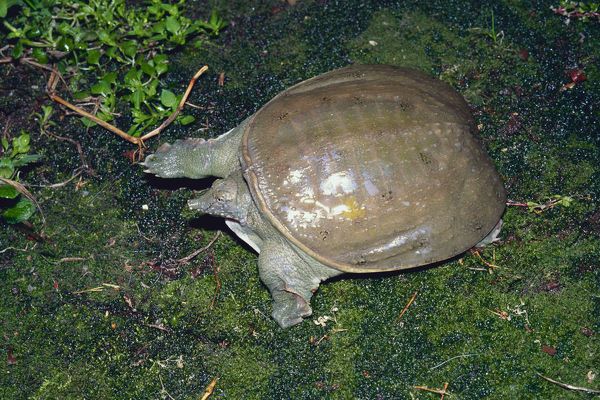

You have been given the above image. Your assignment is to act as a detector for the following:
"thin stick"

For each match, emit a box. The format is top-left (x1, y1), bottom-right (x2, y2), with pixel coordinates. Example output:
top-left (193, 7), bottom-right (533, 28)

top-left (414, 383), bottom-right (450, 397)
top-left (537, 373), bottom-right (600, 394)
top-left (0, 244), bottom-right (31, 254)
top-left (177, 230), bottom-right (221, 264)
top-left (210, 250), bottom-right (221, 309)
top-left (200, 377), bottom-right (218, 400)
top-left (139, 65), bottom-right (208, 141)
top-left (396, 290), bottom-right (418, 321)
top-left (429, 353), bottom-right (478, 371)
top-left (158, 374), bottom-right (175, 400)
top-left (42, 63), bottom-right (69, 91)
top-left (49, 93), bottom-right (141, 145)
top-left (470, 249), bottom-right (501, 271)
top-left (58, 257), bottom-right (87, 263)
top-left (46, 132), bottom-right (94, 175)
top-left (72, 286), bottom-right (104, 294)
top-left (146, 323), bottom-right (172, 333)
top-left (28, 170), bottom-right (82, 188)
top-left (441, 382), bottom-right (449, 400)
top-left (21, 57), bottom-right (56, 72)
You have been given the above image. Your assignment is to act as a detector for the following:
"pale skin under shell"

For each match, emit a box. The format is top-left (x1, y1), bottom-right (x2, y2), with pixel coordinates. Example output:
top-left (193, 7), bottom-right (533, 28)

top-left (142, 64), bottom-right (506, 328)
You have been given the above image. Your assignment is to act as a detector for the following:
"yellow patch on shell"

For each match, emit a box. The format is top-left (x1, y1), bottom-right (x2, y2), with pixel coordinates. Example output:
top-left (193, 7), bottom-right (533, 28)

top-left (340, 196), bottom-right (366, 220)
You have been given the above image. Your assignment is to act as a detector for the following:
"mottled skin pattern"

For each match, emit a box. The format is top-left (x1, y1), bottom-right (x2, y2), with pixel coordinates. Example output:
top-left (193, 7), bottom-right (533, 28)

top-left (143, 121), bottom-right (342, 328)
top-left (143, 65), bottom-right (505, 328)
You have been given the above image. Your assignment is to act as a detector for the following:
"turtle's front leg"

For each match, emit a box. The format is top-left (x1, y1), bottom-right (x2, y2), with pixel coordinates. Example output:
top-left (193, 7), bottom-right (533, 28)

top-left (258, 241), bottom-right (341, 328)
top-left (142, 118), bottom-right (248, 179)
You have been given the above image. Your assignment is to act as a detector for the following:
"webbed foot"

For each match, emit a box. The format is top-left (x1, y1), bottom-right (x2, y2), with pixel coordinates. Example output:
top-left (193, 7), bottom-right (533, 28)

top-left (271, 289), bottom-right (313, 328)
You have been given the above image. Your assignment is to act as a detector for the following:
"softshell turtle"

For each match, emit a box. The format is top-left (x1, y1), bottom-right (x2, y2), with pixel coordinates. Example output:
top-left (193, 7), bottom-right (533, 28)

top-left (143, 64), bottom-right (506, 328)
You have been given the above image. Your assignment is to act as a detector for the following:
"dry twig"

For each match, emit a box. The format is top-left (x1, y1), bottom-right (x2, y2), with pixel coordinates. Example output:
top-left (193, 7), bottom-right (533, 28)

top-left (396, 290), bottom-right (418, 321)
top-left (537, 373), bottom-right (600, 394)
top-left (49, 93), bottom-right (139, 144)
top-left (200, 377), bottom-right (219, 400)
top-left (139, 65), bottom-right (209, 142)
top-left (209, 250), bottom-right (221, 309)
top-left (200, 377), bottom-right (218, 400)
top-left (58, 257), bottom-right (87, 263)
top-left (414, 382), bottom-right (450, 399)
top-left (429, 353), bottom-right (478, 371)
top-left (469, 249), bottom-right (501, 273)
top-left (177, 231), bottom-right (222, 264)
top-left (46, 64), bottom-right (209, 159)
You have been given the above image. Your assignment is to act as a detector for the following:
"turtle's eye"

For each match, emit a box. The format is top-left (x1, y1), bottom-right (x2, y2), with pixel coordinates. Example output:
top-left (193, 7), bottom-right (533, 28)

top-left (215, 190), bottom-right (233, 203)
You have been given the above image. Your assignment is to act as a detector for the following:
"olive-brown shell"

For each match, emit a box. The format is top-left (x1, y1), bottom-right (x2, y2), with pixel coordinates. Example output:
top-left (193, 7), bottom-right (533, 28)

top-left (242, 64), bottom-right (506, 273)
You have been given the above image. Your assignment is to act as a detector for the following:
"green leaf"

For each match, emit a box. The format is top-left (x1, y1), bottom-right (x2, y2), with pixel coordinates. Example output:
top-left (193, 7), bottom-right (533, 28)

top-left (2, 198), bottom-right (35, 224)
top-left (145, 80), bottom-right (158, 97)
top-left (96, 110), bottom-right (113, 122)
top-left (1, 137), bottom-right (8, 151)
top-left (152, 21), bottom-right (166, 35)
top-left (159, 89), bottom-right (178, 108)
top-left (178, 115), bottom-right (195, 125)
top-left (165, 16), bottom-right (180, 34)
top-left (11, 132), bottom-right (30, 155)
top-left (0, 158), bottom-right (14, 178)
top-left (0, 1), bottom-right (7, 18)
top-left (105, 46), bottom-right (118, 59)
top-left (102, 71), bottom-right (118, 84)
top-left (81, 117), bottom-right (97, 127)
top-left (91, 80), bottom-right (111, 96)
top-left (124, 68), bottom-right (142, 86)
top-left (153, 54), bottom-right (169, 75)
top-left (120, 40), bottom-right (137, 58)
top-left (12, 154), bottom-right (41, 167)
top-left (98, 30), bottom-right (117, 46)
top-left (126, 123), bottom-right (141, 136)
top-left (130, 88), bottom-right (144, 109)
top-left (73, 91), bottom-right (90, 100)
top-left (32, 48), bottom-right (48, 64)
top-left (140, 61), bottom-right (155, 76)
top-left (56, 36), bottom-right (73, 52)
top-left (0, 184), bottom-right (19, 199)
top-left (12, 40), bottom-right (23, 58)
top-left (87, 49), bottom-right (101, 65)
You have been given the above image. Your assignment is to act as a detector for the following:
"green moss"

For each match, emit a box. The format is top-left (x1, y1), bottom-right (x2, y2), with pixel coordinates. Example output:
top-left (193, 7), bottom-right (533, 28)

top-left (1, 0), bottom-right (600, 398)
top-left (349, 10), bottom-right (465, 71)
top-left (206, 344), bottom-right (275, 399)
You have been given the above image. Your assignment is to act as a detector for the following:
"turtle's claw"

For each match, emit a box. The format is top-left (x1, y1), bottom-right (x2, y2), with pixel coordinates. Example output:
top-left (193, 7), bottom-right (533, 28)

top-left (142, 142), bottom-right (181, 178)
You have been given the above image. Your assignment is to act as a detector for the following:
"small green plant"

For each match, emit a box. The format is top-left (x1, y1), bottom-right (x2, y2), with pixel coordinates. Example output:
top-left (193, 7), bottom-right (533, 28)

top-left (526, 195), bottom-right (574, 213)
top-left (1, 0), bottom-right (226, 136)
top-left (508, 195), bottom-right (575, 214)
top-left (551, 1), bottom-right (600, 21)
top-left (0, 132), bottom-right (41, 224)
top-left (469, 10), bottom-right (504, 46)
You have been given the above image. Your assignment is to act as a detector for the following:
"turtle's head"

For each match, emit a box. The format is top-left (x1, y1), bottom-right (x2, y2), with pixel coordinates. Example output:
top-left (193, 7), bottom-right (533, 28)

top-left (188, 177), bottom-right (248, 222)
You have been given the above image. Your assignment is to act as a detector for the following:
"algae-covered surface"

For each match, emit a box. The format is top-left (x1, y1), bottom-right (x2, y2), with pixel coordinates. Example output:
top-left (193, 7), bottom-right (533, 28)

top-left (1, 0), bottom-right (599, 398)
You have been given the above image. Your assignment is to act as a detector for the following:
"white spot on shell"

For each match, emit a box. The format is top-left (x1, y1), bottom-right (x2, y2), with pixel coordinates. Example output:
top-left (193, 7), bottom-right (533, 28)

top-left (367, 227), bottom-right (432, 256)
top-left (320, 171), bottom-right (357, 196)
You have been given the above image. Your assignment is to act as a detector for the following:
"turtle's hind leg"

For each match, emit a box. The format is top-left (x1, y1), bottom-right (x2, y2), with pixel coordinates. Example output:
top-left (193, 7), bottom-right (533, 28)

top-left (142, 118), bottom-right (248, 179)
top-left (258, 241), bottom-right (341, 328)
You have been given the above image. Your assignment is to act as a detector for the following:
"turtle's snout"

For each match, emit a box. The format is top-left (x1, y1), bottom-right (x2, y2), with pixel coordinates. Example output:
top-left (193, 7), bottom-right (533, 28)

top-left (188, 178), bottom-right (239, 218)
top-left (188, 197), bottom-right (209, 212)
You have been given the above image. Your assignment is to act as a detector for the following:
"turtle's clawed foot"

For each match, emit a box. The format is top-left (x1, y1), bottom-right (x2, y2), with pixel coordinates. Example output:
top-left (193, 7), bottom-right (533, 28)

top-left (141, 138), bottom-right (206, 178)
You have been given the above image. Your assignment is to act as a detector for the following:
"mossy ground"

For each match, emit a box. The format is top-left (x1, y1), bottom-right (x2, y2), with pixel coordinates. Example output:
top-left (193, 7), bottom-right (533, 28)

top-left (1, 0), bottom-right (599, 398)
